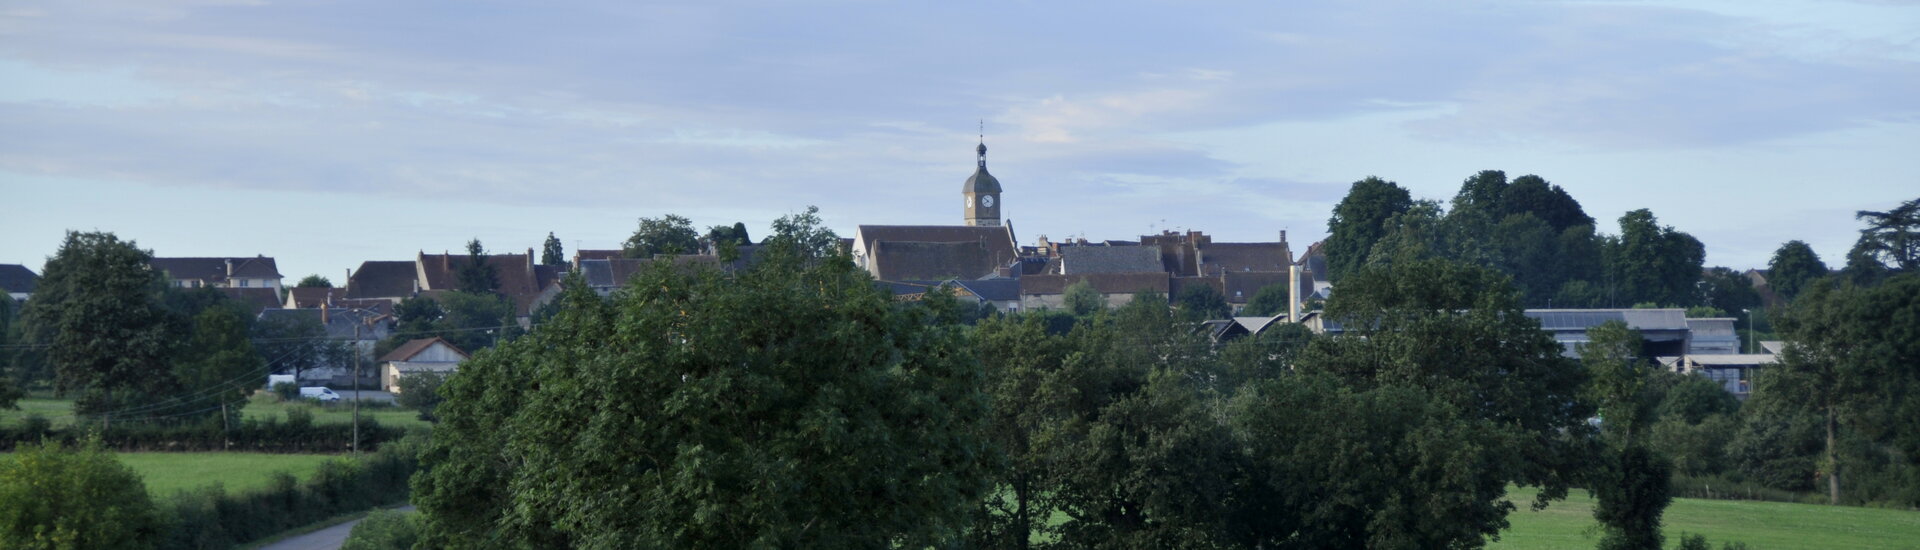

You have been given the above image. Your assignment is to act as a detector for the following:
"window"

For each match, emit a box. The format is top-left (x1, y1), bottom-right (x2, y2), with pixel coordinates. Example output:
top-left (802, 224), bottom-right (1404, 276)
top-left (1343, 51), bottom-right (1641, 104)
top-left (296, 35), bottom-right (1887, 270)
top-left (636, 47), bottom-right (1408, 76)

top-left (240, 279), bottom-right (250, 288)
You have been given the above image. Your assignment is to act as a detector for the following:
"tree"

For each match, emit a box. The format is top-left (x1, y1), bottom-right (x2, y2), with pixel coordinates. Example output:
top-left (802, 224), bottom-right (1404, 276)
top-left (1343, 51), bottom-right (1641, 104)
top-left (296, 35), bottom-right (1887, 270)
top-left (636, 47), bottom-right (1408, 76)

top-left (396, 370), bottom-right (448, 422)
top-left (0, 439), bottom-right (161, 549)
top-left (1323, 176), bottom-right (1413, 282)
top-left (968, 314), bottom-right (1069, 549)
top-left (1501, 174), bottom-right (1594, 232)
top-left (20, 231), bottom-right (178, 415)
top-left (541, 232), bottom-right (565, 267)
top-left (1175, 283), bottom-right (1230, 321)
top-left (296, 275), bottom-right (332, 288)
top-left (252, 312), bottom-right (351, 382)
top-left (1854, 197), bottom-right (1920, 272)
top-left (175, 304), bottom-right (264, 422)
top-left (1239, 257), bottom-right (1595, 547)
top-left (1841, 238), bottom-right (1891, 286)
top-left (1580, 320), bottom-right (1672, 550)
top-left (764, 206), bottom-right (840, 261)
top-left (1604, 209), bottom-right (1705, 308)
top-left (705, 223), bottom-right (752, 247)
top-left (1771, 274), bottom-right (1920, 504)
top-left (1061, 280), bottom-right (1105, 316)
top-left (1240, 282), bottom-right (1292, 317)
top-left (456, 239), bottom-right (500, 295)
top-left (621, 214), bottom-right (700, 258)
top-left (1698, 267), bottom-right (1762, 318)
top-left (380, 293), bottom-right (516, 355)
top-left (0, 297), bottom-right (21, 410)
top-left (414, 252), bottom-right (989, 548)
top-left (1766, 240), bottom-right (1827, 301)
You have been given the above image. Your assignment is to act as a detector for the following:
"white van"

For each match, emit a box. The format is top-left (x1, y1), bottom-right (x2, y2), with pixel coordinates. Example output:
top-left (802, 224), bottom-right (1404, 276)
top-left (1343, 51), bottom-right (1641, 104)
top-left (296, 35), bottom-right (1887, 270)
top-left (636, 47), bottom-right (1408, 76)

top-left (299, 387), bottom-right (342, 402)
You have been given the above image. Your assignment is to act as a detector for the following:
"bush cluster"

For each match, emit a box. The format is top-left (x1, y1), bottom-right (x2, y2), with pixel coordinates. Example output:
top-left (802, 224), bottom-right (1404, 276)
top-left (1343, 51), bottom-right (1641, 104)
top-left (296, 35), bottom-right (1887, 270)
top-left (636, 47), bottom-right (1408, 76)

top-left (0, 411), bottom-right (401, 453)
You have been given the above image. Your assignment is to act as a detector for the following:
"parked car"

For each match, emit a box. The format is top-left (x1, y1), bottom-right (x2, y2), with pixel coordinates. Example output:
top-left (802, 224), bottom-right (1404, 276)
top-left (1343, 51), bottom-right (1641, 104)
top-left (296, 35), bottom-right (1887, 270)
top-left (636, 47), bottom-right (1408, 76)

top-left (299, 386), bottom-right (342, 402)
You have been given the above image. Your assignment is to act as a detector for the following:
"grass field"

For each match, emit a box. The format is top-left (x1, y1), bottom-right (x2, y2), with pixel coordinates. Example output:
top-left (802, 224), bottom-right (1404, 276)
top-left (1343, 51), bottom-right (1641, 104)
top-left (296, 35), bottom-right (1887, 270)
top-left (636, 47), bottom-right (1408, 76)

top-left (116, 452), bottom-right (341, 497)
top-left (1493, 486), bottom-right (1920, 549)
top-left (1, 394), bottom-right (430, 430)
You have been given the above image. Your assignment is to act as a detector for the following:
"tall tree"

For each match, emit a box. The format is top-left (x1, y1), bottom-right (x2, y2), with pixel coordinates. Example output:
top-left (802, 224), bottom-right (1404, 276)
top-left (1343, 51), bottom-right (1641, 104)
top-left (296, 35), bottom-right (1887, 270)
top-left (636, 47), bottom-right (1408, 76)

top-left (1854, 197), bottom-right (1920, 272)
top-left (1766, 240), bottom-right (1828, 301)
top-left (175, 304), bottom-right (263, 421)
top-left (541, 232), bottom-right (565, 267)
top-left (1501, 175), bottom-right (1594, 232)
top-left (1604, 209), bottom-right (1705, 307)
top-left (21, 231), bottom-right (178, 415)
top-left (621, 214), bottom-right (700, 258)
top-left (1240, 282), bottom-right (1292, 317)
top-left (704, 223), bottom-right (752, 247)
top-left (1771, 274), bottom-right (1920, 505)
top-left (415, 252), bottom-right (989, 548)
top-left (1061, 280), bottom-right (1105, 316)
top-left (456, 239), bottom-right (500, 295)
top-left (1238, 257), bottom-right (1595, 547)
top-left (968, 314), bottom-right (1069, 549)
top-left (1580, 321), bottom-right (1672, 550)
top-left (1323, 176), bottom-right (1413, 282)
top-left (295, 275), bottom-right (332, 288)
top-left (1698, 267), bottom-right (1762, 317)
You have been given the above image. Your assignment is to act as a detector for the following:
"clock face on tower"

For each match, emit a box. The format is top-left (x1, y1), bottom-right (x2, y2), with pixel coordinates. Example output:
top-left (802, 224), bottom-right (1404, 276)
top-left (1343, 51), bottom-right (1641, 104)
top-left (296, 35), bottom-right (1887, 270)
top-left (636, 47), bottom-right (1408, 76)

top-left (982, 195), bottom-right (995, 208)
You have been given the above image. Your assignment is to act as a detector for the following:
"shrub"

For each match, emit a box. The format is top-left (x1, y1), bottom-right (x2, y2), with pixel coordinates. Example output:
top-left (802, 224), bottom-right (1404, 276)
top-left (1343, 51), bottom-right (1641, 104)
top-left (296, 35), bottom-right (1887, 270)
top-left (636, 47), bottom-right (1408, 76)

top-left (0, 439), bottom-right (163, 549)
top-left (341, 509), bottom-right (421, 550)
top-left (157, 431), bottom-right (424, 549)
top-left (395, 371), bottom-right (447, 422)
top-left (271, 382), bottom-right (300, 401)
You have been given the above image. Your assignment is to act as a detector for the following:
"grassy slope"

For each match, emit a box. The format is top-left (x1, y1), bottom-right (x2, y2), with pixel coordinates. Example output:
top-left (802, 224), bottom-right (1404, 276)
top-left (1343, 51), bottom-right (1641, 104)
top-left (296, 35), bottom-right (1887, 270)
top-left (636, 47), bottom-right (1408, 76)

top-left (1493, 486), bottom-right (1920, 550)
top-left (116, 452), bottom-right (340, 497)
top-left (2, 395), bottom-right (430, 430)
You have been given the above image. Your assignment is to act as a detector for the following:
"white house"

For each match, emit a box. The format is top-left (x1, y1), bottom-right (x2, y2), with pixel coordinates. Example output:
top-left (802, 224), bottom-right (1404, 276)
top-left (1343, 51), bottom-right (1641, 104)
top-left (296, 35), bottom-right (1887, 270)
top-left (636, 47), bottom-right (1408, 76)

top-left (379, 337), bottom-right (469, 394)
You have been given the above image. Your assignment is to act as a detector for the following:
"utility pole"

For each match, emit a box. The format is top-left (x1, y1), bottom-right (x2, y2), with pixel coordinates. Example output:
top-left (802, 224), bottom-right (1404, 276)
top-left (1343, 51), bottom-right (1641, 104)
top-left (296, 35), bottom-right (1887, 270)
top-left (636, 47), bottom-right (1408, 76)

top-left (352, 322), bottom-right (361, 454)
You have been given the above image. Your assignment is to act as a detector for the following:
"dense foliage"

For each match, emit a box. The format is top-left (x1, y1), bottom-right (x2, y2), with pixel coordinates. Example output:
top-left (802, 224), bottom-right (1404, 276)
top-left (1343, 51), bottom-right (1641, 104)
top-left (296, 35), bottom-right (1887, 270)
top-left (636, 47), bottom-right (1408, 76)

top-left (413, 245), bottom-right (990, 548)
top-left (0, 439), bottom-right (160, 550)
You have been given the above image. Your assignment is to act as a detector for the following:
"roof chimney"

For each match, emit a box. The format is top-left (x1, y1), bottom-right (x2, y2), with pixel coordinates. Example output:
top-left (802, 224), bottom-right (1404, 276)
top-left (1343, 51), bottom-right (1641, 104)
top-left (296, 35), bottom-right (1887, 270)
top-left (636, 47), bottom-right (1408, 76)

top-left (224, 259), bottom-right (234, 277)
top-left (320, 302), bottom-right (330, 325)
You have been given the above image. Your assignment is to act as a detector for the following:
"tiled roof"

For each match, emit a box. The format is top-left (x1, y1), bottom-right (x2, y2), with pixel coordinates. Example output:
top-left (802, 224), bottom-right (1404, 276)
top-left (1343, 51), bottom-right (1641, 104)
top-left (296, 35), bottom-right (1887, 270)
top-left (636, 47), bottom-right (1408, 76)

top-left (0, 264), bottom-right (38, 293)
top-left (1171, 276), bottom-right (1225, 300)
top-left (579, 256), bottom-right (721, 289)
top-left (149, 256), bottom-right (282, 282)
top-left (1060, 246), bottom-right (1163, 274)
top-left (573, 249), bottom-right (624, 266)
top-left (219, 288), bottom-right (283, 316)
top-left (378, 337), bottom-right (469, 363)
top-left (416, 251), bottom-right (548, 316)
top-left (1199, 242), bottom-right (1293, 274)
top-left (345, 261), bottom-right (419, 300)
top-left (1019, 273), bottom-right (1170, 296)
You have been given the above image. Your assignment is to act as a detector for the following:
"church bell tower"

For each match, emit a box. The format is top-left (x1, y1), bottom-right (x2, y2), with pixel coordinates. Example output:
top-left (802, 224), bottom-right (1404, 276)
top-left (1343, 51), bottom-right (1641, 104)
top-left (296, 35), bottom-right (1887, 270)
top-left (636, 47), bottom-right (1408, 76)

top-left (963, 137), bottom-right (1002, 227)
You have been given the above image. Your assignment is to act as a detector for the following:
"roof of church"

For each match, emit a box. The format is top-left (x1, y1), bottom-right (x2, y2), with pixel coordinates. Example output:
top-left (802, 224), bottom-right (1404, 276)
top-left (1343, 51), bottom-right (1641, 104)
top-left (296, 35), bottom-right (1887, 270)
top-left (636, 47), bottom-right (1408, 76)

top-left (871, 241), bottom-right (1007, 281)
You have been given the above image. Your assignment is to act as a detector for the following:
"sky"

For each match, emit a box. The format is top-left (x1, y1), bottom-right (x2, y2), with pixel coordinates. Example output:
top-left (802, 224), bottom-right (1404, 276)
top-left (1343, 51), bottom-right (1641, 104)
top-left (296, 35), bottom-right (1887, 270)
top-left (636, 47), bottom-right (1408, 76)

top-left (2, 0), bottom-right (1916, 282)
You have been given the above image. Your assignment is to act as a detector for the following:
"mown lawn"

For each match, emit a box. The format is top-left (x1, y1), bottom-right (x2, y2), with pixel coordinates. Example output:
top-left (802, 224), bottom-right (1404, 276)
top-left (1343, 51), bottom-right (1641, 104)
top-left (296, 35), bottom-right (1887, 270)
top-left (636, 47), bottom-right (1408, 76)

top-left (116, 452), bottom-right (341, 497)
top-left (1, 394), bottom-right (430, 430)
top-left (1493, 486), bottom-right (1920, 549)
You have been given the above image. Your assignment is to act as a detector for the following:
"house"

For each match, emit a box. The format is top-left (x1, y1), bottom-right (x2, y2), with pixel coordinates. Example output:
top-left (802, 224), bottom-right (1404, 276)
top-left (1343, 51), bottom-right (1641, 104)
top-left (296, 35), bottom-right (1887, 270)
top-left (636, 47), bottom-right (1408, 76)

top-left (0, 264), bottom-right (37, 304)
top-left (284, 286), bottom-right (391, 314)
top-left (149, 256), bottom-right (284, 292)
top-left (344, 249), bottom-right (567, 325)
top-left (1685, 317), bottom-right (1741, 355)
top-left (875, 278), bottom-right (1024, 313)
top-left (380, 337), bottom-right (469, 394)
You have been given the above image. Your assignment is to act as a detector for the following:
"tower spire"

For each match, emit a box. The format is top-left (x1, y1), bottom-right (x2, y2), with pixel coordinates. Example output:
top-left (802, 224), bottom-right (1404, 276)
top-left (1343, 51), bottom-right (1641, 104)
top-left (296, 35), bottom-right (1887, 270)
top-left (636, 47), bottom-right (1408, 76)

top-left (976, 119), bottom-right (987, 168)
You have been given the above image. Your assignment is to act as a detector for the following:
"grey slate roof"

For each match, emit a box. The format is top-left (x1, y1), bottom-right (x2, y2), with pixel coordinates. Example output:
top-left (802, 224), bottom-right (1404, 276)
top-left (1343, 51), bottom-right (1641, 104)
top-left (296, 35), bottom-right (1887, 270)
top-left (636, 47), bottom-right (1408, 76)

top-left (1524, 309), bottom-right (1691, 332)
top-left (1061, 246), bottom-right (1163, 274)
top-left (1199, 242), bottom-right (1293, 273)
top-left (949, 278), bottom-right (1021, 302)
top-left (150, 256), bottom-right (282, 282)
top-left (0, 264), bottom-right (37, 293)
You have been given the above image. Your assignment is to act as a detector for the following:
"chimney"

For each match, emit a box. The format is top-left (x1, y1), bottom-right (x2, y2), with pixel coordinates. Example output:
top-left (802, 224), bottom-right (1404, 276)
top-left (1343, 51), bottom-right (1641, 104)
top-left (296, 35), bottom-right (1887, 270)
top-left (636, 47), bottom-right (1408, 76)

top-left (1279, 230), bottom-right (1287, 244)
top-left (224, 259), bottom-right (234, 277)
top-left (1288, 264), bottom-right (1302, 323)
top-left (321, 302), bottom-right (330, 325)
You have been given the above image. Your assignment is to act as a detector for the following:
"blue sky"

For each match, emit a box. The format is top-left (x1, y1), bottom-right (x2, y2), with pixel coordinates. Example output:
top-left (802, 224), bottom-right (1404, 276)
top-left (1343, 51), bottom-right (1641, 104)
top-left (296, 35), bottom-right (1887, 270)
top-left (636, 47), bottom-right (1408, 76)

top-left (2, 0), bottom-right (1916, 282)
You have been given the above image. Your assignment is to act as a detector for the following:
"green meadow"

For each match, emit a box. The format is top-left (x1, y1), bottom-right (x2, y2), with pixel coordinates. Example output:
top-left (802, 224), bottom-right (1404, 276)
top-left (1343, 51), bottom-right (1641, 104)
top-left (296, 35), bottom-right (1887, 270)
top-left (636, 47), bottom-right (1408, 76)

top-left (1493, 486), bottom-right (1920, 550)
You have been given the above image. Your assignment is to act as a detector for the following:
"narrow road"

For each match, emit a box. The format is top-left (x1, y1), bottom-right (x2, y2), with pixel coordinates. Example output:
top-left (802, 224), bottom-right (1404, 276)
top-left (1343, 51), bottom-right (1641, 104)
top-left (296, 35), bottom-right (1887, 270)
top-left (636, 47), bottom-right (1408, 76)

top-left (255, 505), bottom-right (415, 550)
